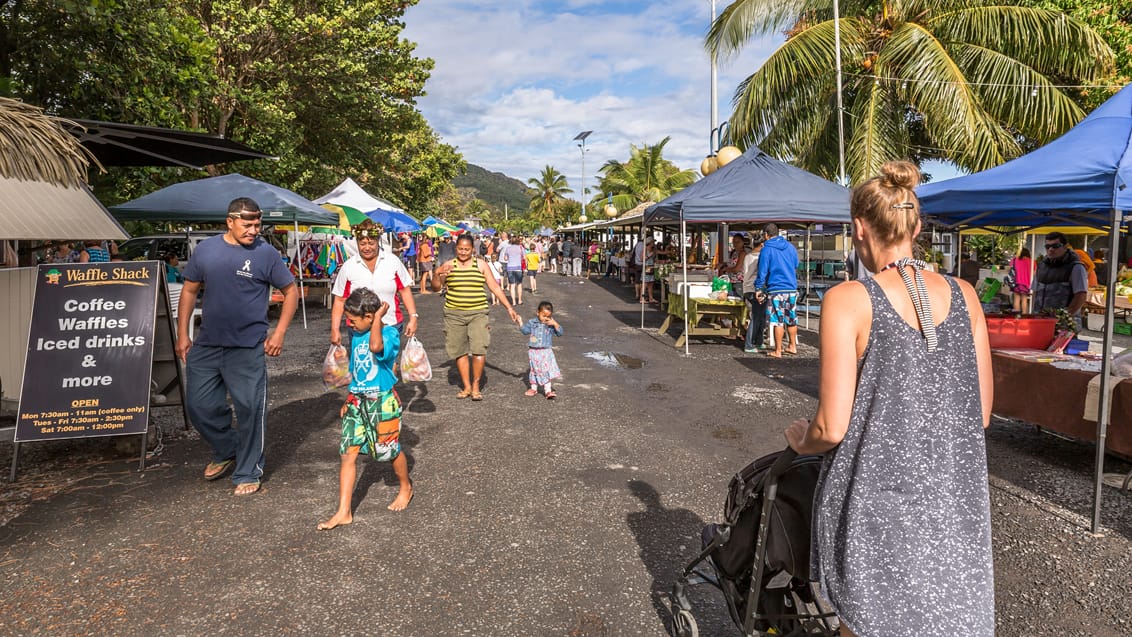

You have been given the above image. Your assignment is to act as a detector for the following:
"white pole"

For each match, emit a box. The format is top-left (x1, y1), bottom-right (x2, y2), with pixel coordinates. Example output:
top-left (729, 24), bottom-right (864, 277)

top-left (833, 0), bottom-right (846, 186)
top-left (682, 216), bottom-right (690, 356)
top-left (805, 225), bottom-right (812, 330)
top-left (710, 0), bottom-right (718, 135)
top-left (294, 219), bottom-right (307, 329)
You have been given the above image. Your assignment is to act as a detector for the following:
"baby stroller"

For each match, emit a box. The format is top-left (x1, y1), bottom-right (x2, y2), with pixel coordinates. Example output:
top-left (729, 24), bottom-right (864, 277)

top-left (669, 448), bottom-right (838, 637)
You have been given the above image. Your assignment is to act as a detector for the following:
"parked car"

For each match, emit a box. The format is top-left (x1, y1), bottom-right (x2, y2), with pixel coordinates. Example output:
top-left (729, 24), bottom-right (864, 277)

top-left (116, 232), bottom-right (222, 262)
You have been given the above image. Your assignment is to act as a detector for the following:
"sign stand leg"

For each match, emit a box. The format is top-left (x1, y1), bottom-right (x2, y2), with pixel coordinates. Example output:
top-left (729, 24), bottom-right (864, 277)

top-left (137, 430), bottom-right (147, 471)
top-left (9, 441), bottom-right (18, 482)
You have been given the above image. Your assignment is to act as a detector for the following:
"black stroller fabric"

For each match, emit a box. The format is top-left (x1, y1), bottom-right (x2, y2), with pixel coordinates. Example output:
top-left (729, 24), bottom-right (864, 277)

top-left (704, 450), bottom-right (822, 630)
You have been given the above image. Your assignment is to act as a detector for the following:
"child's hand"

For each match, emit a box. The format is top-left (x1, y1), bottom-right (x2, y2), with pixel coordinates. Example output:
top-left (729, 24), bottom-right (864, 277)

top-left (547, 319), bottom-right (560, 330)
top-left (375, 301), bottom-right (390, 319)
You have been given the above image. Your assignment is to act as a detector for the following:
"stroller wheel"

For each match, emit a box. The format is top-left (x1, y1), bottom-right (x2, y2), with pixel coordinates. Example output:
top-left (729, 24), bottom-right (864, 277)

top-left (670, 609), bottom-right (699, 637)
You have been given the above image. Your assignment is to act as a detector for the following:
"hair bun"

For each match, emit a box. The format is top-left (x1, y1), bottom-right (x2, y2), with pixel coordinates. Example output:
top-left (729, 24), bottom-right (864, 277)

top-left (880, 160), bottom-right (921, 190)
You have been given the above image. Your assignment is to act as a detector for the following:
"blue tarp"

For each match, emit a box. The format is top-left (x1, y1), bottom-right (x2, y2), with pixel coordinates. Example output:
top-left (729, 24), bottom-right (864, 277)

top-left (918, 83), bottom-right (1132, 229)
top-left (110, 173), bottom-right (338, 225)
top-left (644, 145), bottom-right (850, 225)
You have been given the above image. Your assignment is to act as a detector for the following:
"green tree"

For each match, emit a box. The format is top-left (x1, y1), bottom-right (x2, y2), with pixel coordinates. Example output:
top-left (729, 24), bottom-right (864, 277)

top-left (0, 0), bottom-right (463, 211)
top-left (595, 137), bottom-right (696, 213)
top-left (527, 165), bottom-right (572, 229)
top-left (707, 0), bottom-right (1115, 184)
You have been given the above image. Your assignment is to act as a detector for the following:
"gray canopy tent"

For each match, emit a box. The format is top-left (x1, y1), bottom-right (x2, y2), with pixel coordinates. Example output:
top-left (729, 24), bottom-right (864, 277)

top-left (111, 173), bottom-right (339, 328)
top-left (644, 146), bottom-right (851, 353)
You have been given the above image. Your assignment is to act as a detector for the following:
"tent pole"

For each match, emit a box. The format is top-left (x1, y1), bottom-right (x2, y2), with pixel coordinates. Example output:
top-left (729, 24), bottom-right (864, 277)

top-left (640, 223), bottom-right (646, 330)
top-left (805, 225), bottom-right (812, 331)
top-left (682, 216), bottom-right (690, 356)
top-left (1091, 208), bottom-right (1123, 533)
top-left (294, 220), bottom-right (307, 329)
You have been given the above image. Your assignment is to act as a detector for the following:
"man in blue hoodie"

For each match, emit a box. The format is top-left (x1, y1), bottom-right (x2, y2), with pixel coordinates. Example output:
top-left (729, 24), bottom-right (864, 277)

top-left (754, 223), bottom-right (799, 357)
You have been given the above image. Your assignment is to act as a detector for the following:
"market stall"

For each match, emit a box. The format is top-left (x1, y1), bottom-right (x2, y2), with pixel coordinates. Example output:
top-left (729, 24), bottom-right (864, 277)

top-left (918, 82), bottom-right (1132, 532)
top-left (644, 145), bottom-right (851, 353)
top-left (658, 293), bottom-right (747, 348)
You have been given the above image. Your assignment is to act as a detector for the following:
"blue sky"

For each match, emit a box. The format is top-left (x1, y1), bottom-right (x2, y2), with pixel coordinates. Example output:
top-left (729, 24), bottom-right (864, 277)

top-left (402, 0), bottom-right (959, 192)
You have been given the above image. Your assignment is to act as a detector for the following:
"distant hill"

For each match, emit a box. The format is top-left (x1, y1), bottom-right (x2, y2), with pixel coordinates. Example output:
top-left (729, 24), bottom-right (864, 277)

top-left (453, 164), bottom-right (531, 214)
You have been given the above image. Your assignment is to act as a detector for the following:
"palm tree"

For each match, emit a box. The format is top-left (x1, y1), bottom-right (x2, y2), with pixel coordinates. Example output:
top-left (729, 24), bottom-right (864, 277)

top-left (596, 137), bottom-right (697, 213)
top-left (527, 165), bottom-right (572, 228)
top-left (707, 0), bottom-right (1114, 183)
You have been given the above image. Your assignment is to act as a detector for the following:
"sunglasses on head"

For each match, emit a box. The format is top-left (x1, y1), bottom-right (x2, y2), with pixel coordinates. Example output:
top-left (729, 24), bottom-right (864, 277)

top-left (228, 210), bottom-right (262, 221)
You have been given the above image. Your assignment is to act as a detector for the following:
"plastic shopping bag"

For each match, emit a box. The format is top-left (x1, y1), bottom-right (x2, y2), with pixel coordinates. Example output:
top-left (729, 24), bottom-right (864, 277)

top-left (711, 276), bottom-right (730, 292)
top-left (400, 336), bottom-right (433, 382)
top-left (322, 344), bottom-right (351, 390)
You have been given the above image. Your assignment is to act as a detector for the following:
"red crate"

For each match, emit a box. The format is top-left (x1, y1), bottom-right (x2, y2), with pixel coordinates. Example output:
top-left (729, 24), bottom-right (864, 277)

top-left (985, 315), bottom-right (1058, 349)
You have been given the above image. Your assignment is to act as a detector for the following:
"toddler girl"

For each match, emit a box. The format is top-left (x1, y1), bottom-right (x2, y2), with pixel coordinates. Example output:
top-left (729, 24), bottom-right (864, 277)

top-left (487, 256), bottom-right (504, 305)
top-left (520, 301), bottom-right (563, 399)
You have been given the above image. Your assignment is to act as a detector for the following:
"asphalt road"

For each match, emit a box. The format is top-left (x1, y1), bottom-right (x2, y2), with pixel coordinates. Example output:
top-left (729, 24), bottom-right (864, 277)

top-left (2, 272), bottom-right (1131, 636)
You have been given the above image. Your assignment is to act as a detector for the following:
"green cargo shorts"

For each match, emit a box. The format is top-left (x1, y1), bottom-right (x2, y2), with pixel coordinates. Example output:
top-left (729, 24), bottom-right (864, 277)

top-left (443, 308), bottom-right (491, 358)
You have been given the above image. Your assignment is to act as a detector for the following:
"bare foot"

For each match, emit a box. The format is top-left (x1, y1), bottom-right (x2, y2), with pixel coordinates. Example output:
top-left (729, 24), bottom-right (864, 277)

top-left (766, 351), bottom-right (783, 358)
top-left (388, 485), bottom-right (414, 511)
top-left (784, 348), bottom-right (798, 355)
top-left (317, 512), bottom-right (353, 530)
top-left (233, 481), bottom-right (260, 496)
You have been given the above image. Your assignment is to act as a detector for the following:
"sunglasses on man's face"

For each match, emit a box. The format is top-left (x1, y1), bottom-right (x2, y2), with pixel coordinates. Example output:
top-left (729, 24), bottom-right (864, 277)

top-left (1045, 242), bottom-right (1065, 250)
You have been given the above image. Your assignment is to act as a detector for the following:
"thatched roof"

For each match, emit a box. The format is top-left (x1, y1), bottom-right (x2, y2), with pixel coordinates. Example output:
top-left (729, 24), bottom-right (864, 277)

top-left (0, 97), bottom-right (97, 188)
top-left (620, 201), bottom-right (654, 218)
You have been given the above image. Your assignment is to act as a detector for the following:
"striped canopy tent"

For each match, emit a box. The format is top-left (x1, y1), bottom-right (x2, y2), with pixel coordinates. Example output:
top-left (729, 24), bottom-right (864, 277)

top-left (320, 203), bottom-right (369, 230)
top-left (422, 218), bottom-right (461, 237)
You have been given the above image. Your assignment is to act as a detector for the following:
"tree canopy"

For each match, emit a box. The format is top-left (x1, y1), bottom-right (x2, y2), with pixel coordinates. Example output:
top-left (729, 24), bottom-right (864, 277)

top-left (595, 137), bottom-right (696, 214)
top-left (0, 0), bottom-right (462, 211)
top-left (707, 0), bottom-right (1115, 184)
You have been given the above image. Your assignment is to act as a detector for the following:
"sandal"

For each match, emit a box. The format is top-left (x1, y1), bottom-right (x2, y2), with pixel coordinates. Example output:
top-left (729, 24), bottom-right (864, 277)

top-left (471, 390), bottom-right (484, 401)
top-left (456, 389), bottom-right (472, 399)
top-left (524, 388), bottom-right (538, 397)
top-left (545, 391), bottom-right (557, 400)
top-left (234, 481), bottom-right (261, 496)
top-left (204, 458), bottom-right (234, 481)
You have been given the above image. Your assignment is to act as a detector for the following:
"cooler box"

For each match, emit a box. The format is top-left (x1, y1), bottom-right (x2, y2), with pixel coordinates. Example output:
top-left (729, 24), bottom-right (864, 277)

top-left (676, 282), bottom-right (712, 298)
top-left (985, 315), bottom-right (1057, 349)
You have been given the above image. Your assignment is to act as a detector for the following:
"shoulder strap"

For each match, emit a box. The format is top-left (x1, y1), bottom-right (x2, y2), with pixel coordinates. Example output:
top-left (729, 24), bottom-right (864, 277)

top-left (888, 258), bottom-right (938, 352)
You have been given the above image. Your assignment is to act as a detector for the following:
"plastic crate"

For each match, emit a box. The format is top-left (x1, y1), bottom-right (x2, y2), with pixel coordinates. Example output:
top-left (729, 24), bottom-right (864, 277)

top-left (985, 315), bottom-right (1058, 349)
top-left (1115, 322), bottom-right (1132, 336)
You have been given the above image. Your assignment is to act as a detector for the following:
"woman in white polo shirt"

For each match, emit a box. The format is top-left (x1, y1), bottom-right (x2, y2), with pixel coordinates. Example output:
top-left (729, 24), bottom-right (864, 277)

top-left (330, 221), bottom-right (419, 346)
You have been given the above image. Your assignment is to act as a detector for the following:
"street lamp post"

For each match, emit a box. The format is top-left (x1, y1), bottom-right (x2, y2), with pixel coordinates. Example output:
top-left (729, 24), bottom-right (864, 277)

top-left (574, 130), bottom-right (592, 223)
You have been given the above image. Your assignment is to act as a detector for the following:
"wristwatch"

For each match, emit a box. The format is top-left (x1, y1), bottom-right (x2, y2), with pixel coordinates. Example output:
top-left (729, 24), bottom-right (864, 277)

top-left (410, 313), bottom-right (419, 318)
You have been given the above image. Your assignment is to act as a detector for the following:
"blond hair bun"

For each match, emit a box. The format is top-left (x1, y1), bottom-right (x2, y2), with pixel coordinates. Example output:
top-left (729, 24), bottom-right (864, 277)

top-left (879, 160), bottom-right (921, 190)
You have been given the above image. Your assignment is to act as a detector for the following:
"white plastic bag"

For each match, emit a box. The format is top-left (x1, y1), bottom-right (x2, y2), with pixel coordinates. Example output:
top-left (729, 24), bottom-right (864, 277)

top-left (400, 336), bottom-right (433, 382)
top-left (322, 344), bottom-right (351, 390)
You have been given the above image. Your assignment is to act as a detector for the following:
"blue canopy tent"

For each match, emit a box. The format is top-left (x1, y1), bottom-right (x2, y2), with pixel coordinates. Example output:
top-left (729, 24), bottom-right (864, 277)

top-left (644, 145), bottom-right (851, 352)
top-left (111, 173), bottom-right (339, 329)
top-left (918, 83), bottom-right (1132, 533)
top-left (365, 208), bottom-right (421, 233)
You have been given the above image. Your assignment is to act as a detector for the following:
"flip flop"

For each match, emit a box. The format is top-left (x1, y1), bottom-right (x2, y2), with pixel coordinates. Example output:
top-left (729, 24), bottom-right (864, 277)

top-left (471, 390), bottom-right (484, 401)
top-left (233, 481), bottom-right (261, 496)
top-left (456, 389), bottom-right (472, 399)
top-left (204, 458), bottom-right (234, 481)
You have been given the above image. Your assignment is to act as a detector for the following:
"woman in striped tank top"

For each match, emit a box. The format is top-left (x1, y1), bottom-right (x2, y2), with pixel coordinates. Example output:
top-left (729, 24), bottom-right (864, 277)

top-left (432, 234), bottom-right (520, 401)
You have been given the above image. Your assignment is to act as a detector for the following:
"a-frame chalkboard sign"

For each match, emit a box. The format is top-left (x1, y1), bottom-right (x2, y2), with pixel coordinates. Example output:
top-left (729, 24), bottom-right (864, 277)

top-left (9, 261), bottom-right (187, 481)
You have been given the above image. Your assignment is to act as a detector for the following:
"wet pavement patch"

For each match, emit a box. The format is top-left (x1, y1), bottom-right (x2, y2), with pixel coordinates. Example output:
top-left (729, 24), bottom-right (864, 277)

top-left (584, 351), bottom-right (645, 369)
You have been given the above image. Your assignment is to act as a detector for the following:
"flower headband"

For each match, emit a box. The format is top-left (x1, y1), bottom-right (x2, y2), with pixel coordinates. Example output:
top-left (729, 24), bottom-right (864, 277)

top-left (352, 222), bottom-right (384, 239)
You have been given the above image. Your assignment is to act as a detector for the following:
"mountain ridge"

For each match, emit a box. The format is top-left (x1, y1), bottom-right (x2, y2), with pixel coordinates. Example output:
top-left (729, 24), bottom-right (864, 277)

top-left (453, 164), bottom-right (530, 214)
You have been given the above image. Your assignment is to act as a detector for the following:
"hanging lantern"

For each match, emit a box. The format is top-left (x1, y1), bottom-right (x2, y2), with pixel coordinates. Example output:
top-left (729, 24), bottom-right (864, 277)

top-left (716, 145), bottom-right (742, 167)
top-left (604, 203), bottom-right (618, 218)
top-left (700, 155), bottom-right (718, 176)
top-left (578, 211), bottom-right (588, 223)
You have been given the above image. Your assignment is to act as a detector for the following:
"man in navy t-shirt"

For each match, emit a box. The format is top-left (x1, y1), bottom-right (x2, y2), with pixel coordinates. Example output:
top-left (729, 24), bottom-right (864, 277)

top-left (175, 197), bottom-right (297, 496)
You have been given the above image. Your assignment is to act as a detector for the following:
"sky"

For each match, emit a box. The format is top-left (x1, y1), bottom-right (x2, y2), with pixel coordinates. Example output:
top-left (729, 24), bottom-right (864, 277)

top-left (401, 0), bottom-right (784, 193)
top-left (401, 0), bottom-right (961, 196)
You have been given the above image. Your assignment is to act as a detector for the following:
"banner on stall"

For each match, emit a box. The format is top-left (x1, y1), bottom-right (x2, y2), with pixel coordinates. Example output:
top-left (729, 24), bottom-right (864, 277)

top-left (15, 262), bottom-right (160, 442)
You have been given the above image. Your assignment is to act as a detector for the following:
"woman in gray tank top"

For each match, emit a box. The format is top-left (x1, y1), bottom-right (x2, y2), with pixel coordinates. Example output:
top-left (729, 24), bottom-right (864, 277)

top-left (784, 160), bottom-right (995, 637)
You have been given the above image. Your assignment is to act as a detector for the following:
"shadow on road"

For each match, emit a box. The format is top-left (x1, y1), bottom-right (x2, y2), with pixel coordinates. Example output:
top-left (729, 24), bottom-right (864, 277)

top-left (626, 479), bottom-right (707, 632)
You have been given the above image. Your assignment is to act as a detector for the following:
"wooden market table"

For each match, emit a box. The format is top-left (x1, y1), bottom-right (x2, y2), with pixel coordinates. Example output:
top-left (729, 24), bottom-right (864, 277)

top-left (658, 292), bottom-right (748, 348)
top-left (992, 350), bottom-right (1132, 458)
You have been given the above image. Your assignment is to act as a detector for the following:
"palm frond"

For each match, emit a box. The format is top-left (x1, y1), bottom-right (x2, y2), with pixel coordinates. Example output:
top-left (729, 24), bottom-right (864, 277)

top-left (0, 98), bottom-right (96, 188)
top-left (927, 6), bottom-right (1114, 80)
top-left (707, 0), bottom-right (814, 61)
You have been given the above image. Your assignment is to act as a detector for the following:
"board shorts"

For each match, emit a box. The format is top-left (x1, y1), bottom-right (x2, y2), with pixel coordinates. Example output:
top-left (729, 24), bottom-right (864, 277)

top-left (444, 308), bottom-right (491, 358)
top-left (767, 292), bottom-right (798, 327)
top-left (340, 390), bottom-right (402, 460)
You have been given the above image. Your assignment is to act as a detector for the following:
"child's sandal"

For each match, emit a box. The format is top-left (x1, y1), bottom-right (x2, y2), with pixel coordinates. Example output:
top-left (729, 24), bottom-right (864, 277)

top-left (524, 388), bottom-right (538, 397)
top-left (545, 391), bottom-right (556, 400)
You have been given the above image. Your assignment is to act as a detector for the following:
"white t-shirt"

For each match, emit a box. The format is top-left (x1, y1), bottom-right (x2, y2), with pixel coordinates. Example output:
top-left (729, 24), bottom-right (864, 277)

top-left (332, 253), bottom-right (412, 326)
top-left (741, 252), bottom-right (760, 295)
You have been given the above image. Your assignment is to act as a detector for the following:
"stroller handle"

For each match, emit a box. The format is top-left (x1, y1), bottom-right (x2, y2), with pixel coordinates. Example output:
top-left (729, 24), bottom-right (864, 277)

top-left (766, 446), bottom-right (799, 484)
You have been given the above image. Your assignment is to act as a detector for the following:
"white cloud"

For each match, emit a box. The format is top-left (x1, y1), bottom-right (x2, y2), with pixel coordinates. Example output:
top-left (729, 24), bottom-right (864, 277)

top-left (403, 0), bottom-right (783, 187)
